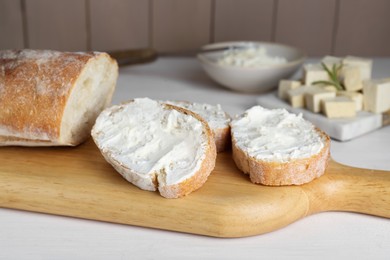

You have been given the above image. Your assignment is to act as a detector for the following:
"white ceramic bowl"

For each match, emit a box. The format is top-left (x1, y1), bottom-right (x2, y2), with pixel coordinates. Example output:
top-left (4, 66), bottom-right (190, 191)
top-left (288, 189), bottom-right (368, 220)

top-left (197, 41), bottom-right (306, 93)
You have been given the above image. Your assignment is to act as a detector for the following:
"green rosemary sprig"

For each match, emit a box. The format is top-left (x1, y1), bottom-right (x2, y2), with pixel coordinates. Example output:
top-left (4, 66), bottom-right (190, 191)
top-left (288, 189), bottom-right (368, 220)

top-left (312, 62), bottom-right (344, 91)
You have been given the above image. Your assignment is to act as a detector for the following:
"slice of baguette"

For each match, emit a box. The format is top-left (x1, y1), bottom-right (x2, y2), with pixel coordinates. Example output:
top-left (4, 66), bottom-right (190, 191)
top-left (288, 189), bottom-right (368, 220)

top-left (0, 49), bottom-right (118, 146)
top-left (231, 106), bottom-right (330, 186)
top-left (164, 101), bottom-right (231, 152)
top-left (91, 98), bottom-right (217, 199)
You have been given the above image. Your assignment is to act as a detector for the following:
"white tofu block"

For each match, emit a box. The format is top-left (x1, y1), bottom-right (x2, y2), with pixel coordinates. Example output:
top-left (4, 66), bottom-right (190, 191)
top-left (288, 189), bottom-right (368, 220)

top-left (321, 96), bottom-right (356, 118)
top-left (340, 65), bottom-right (363, 91)
top-left (343, 56), bottom-right (373, 80)
top-left (305, 88), bottom-right (336, 113)
top-left (337, 91), bottom-right (363, 111)
top-left (287, 85), bottom-right (320, 108)
top-left (278, 80), bottom-right (301, 100)
top-left (363, 78), bottom-right (390, 113)
top-left (304, 64), bottom-right (330, 85)
top-left (321, 56), bottom-right (343, 67)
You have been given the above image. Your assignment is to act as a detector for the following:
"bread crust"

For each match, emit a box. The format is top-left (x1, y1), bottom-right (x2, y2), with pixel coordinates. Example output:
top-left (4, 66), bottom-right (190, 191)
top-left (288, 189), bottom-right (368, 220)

top-left (232, 128), bottom-right (330, 186)
top-left (0, 49), bottom-right (117, 146)
top-left (213, 125), bottom-right (231, 153)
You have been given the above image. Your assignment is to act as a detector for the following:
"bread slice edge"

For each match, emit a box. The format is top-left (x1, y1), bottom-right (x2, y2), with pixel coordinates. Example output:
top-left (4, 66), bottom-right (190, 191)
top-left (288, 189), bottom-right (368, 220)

top-left (232, 128), bottom-right (330, 186)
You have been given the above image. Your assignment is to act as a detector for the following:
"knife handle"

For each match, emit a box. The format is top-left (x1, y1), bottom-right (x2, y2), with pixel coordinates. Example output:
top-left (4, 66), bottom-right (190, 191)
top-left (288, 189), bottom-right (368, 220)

top-left (108, 48), bottom-right (158, 66)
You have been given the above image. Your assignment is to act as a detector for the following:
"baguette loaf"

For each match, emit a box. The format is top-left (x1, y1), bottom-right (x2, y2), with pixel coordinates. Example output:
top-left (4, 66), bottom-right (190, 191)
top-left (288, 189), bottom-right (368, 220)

top-left (164, 101), bottom-right (231, 152)
top-left (231, 106), bottom-right (330, 186)
top-left (91, 98), bottom-right (217, 199)
top-left (0, 49), bottom-right (118, 146)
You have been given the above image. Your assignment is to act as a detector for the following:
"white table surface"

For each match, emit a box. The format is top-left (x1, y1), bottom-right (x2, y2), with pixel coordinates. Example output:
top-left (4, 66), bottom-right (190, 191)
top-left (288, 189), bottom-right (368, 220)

top-left (1, 57), bottom-right (390, 260)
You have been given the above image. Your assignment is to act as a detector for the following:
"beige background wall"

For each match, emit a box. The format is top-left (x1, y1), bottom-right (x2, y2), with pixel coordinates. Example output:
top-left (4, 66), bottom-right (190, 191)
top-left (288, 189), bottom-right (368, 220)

top-left (1, 0), bottom-right (390, 56)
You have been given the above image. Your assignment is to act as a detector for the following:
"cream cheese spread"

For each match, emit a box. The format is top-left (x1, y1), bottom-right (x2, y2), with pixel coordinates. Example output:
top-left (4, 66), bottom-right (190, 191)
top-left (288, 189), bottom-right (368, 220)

top-left (231, 106), bottom-right (324, 162)
top-left (92, 98), bottom-right (207, 187)
top-left (164, 101), bottom-right (230, 130)
top-left (217, 44), bottom-right (287, 68)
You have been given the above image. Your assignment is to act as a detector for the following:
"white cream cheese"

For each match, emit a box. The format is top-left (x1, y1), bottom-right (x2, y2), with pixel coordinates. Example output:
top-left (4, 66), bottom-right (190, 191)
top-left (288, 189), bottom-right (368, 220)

top-left (92, 98), bottom-right (207, 187)
top-left (164, 101), bottom-right (230, 130)
top-left (231, 106), bottom-right (324, 162)
top-left (217, 44), bottom-right (287, 68)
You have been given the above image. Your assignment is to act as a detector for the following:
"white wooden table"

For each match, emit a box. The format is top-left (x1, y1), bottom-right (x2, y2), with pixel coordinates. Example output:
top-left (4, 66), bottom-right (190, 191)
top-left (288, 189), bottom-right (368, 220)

top-left (1, 57), bottom-right (389, 260)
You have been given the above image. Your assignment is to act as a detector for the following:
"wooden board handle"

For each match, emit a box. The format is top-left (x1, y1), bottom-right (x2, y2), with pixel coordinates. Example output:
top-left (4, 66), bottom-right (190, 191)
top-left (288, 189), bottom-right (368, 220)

top-left (305, 160), bottom-right (390, 218)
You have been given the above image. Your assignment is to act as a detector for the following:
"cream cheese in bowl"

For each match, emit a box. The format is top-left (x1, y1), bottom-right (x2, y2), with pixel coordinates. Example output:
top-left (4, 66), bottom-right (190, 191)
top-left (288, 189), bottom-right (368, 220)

top-left (197, 41), bottom-right (306, 93)
top-left (217, 44), bottom-right (288, 68)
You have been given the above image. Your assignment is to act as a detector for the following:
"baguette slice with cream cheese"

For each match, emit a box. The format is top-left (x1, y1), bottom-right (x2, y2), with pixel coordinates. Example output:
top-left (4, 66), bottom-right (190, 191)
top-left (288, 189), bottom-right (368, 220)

top-left (231, 106), bottom-right (330, 185)
top-left (164, 101), bottom-right (231, 152)
top-left (0, 49), bottom-right (118, 146)
top-left (91, 98), bottom-right (217, 199)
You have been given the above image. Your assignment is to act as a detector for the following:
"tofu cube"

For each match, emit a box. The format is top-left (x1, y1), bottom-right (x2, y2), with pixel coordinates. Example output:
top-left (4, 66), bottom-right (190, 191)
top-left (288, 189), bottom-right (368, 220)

top-left (321, 96), bottom-right (356, 118)
top-left (363, 78), bottom-right (390, 113)
top-left (321, 56), bottom-right (343, 67)
top-left (287, 85), bottom-right (321, 108)
top-left (340, 65), bottom-right (363, 91)
top-left (278, 80), bottom-right (301, 100)
top-left (343, 56), bottom-right (373, 80)
top-left (337, 91), bottom-right (363, 111)
top-left (305, 88), bottom-right (336, 113)
top-left (304, 64), bottom-right (330, 85)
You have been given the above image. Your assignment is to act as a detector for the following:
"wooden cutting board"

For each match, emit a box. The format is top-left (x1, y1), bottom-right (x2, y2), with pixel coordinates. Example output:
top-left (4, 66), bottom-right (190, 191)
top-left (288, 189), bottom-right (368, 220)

top-left (0, 139), bottom-right (389, 237)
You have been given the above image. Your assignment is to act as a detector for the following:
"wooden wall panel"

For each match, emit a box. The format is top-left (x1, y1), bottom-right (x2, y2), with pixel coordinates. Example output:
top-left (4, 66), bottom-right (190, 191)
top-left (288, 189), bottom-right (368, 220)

top-left (334, 0), bottom-right (390, 56)
top-left (0, 0), bottom-right (24, 49)
top-left (152, 0), bottom-right (212, 52)
top-left (274, 0), bottom-right (337, 56)
top-left (213, 0), bottom-right (274, 42)
top-left (90, 0), bottom-right (149, 51)
top-left (2, 0), bottom-right (390, 56)
top-left (25, 0), bottom-right (88, 51)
